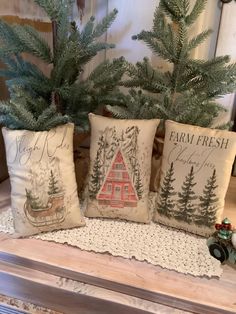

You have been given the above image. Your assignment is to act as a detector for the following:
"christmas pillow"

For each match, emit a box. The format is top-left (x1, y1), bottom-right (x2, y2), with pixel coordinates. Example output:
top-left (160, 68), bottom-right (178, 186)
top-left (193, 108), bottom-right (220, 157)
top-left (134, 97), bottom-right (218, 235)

top-left (2, 123), bottom-right (85, 237)
top-left (85, 114), bottom-right (160, 223)
top-left (154, 120), bottom-right (236, 236)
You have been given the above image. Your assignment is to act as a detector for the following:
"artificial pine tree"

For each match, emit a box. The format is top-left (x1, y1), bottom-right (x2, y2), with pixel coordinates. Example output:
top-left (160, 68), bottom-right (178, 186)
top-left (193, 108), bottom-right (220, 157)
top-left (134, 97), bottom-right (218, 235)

top-left (157, 162), bottom-right (176, 217)
top-left (176, 166), bottom-right (197, 223)
top-left (0, 0), bottom-right (126, 131)
top-left (107, 0), bottom-right (236, 127)
top-left (48, 170), bottom-right (61, 195)
top-left (195, 169), bottom-right (218, 227)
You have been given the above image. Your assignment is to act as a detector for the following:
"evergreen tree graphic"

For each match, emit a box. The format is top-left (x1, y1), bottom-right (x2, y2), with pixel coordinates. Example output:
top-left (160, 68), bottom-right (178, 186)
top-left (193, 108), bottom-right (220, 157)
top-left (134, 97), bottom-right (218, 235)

top-left (175, 166), bottom-right (197, 223)
top-left (25, 189), bottom-right (44, 210)
top-left (134, 163), bottom-right (143, 199)
top-left (157, 162), bottom-right (176, 218)
top-left (48, 170), bottom-right (61, 195)
top-left (89, 149), bottom-right (103, 198)
top-left (122, 126), bottom-right (139, 180)
top-left (195, 169), bottom-right (218, 227)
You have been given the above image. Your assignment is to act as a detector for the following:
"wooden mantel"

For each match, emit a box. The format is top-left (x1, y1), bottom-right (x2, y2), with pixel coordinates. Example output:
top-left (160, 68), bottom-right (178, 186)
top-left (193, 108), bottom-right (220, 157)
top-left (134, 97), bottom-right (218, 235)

top-left (0, 178), bottom-right (236, 314)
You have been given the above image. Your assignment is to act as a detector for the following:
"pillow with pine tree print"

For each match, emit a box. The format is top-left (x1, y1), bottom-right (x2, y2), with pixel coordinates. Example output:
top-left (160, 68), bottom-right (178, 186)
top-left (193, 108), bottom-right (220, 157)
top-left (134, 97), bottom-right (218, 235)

top-left (154, 120), bottom-right (236, 236)
top-left (2, 123), bottom-right (85, 237)
top-left (85, 114), bottom-right (160, 223)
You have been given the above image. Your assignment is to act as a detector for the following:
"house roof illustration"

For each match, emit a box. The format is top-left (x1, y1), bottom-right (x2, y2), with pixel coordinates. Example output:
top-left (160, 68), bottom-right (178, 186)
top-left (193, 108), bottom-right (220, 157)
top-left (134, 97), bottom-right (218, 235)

top-left (97, 148), bottom-right (138, 202)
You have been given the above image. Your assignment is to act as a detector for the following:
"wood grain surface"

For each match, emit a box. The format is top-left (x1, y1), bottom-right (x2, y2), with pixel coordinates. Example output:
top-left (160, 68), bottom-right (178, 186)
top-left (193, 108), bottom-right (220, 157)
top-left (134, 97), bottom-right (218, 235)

top-left (0, 260), bottom-right (187, 314)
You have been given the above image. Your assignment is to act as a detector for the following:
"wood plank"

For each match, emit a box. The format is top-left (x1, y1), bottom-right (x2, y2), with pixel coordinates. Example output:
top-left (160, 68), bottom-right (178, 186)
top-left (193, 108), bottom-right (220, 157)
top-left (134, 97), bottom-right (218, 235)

top-left (0, 239), bottom-right (236, 314)
top-left (0, 260), bottom-right (165, 314)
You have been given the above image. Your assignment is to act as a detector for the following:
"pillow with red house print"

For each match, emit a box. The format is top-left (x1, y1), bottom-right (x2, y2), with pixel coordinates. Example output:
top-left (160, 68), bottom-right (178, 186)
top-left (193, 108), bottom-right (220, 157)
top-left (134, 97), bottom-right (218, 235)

top-left (85, 114), bottom-right (160, 223)
top-left (154, 120), bottom-right (236, 237)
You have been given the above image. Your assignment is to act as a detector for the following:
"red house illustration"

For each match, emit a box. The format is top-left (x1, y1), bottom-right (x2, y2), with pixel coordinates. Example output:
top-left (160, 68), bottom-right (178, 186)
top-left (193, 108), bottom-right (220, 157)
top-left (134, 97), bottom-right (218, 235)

top-left (97, 149), bottom-right (138, 208)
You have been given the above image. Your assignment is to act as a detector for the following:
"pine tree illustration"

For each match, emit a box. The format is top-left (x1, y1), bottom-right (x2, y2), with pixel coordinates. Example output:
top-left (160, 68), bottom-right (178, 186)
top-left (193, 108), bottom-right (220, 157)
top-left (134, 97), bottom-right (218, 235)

top-left (103, 127), bottom-right (119, 174)
top-left (25, 189), bottom-right (43, 209)
top-left (175, 166), bottom-right (197, 223)
top-left (89, 150), bottom-right (103, 198)
top-left (48, 170), bottom-right (61, 195)
top-left (134, 163), bottom-right (143, 199)
top-left (106, 127), bottom-right (119, 160)
top-left (97, 134), bottom-right (106, 177)
top-left (123, 126), bottom-right (140, 177)
top-left (195, 169), bottom-right (218, 227)
top-left (157, 162), bottom-right (176, 218)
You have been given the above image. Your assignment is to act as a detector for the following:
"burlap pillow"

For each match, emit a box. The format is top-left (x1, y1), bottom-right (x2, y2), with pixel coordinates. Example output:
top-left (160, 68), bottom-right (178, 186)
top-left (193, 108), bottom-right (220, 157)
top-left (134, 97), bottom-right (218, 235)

top-left (2, 123), bottom-right (85, 236)
top-left (85, 114), bottom-right (160, 223)
top-left (154, 120), bottom-right (236, 236)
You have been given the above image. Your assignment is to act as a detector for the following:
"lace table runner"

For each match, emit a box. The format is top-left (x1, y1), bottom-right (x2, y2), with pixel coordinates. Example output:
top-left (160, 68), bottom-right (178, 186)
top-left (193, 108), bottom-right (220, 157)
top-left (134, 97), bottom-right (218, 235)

top-left (0, 204), bottom-right (222, 278)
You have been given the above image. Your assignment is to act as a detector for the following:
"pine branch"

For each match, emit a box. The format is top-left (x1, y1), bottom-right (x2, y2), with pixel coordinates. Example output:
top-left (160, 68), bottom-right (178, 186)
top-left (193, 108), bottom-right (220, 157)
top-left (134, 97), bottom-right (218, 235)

top-left (9, 99), bottom-right (37, 130)
top-left (160, 0), bottom-right (185, 22)
top-left (135, 31), bottom-right (175, 62)
top-left (89, 57), bottom-right (126, 87)
top-left (0, 55), bottom-right (52, 97)
top-left (106, 105), bottom-right (132, 119)
top-left (185, 0), bottom-right (206, 26)
top-left (92, 9), bottom-right (118, 38)
top-left (43, 115), bottom-right (69, 130)
top-left (0, 113), bottom-right (25, 129)
top-left (12, 25), bottom-right (52, 63)
top-left (51, 41), bottom-right (78, 86)
top-left (188, 30), bottom-right (212, 51)
top-left (81, 16), bottom-right (95, 45)
top-left (0, 20), bottom-right (25, 56)
top-left (36, 105), bottom-right (57, 127)
top-left (34, 0), bottom-right (64, 21)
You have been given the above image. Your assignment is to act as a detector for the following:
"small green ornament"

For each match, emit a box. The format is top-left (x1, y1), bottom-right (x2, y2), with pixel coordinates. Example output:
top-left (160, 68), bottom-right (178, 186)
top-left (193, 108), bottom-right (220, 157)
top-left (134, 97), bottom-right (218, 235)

top-left (217, 218), bottom-right (233, 240)
top-left (222, 218), bottom-right (231, 225)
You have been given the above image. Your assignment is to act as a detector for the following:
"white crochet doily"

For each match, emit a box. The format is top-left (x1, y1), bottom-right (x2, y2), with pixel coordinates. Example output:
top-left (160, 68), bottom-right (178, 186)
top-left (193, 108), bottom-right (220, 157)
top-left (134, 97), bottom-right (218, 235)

top-left (0, 206), bottom-right (222, 278)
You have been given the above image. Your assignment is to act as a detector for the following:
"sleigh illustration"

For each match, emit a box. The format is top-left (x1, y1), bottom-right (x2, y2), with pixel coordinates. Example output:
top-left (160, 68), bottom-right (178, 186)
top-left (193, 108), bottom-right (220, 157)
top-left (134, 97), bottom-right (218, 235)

top-left (24, 192), bottom-right (66, 227)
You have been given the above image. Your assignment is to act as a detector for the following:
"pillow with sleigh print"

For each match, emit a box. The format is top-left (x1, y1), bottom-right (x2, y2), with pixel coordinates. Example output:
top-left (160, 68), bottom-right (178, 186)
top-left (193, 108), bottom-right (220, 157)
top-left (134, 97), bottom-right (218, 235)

top-left (2, 123), bottom-right (85, 237)
top-left (154, 120), bottom-right (236, 236)
top-left (85, 114), bottom-right (160, 223)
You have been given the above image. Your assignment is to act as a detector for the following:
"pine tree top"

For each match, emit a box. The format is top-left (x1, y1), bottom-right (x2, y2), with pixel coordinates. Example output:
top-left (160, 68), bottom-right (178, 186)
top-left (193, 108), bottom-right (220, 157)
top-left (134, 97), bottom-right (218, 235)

top-left (107, 0), bottom-right (236, 128)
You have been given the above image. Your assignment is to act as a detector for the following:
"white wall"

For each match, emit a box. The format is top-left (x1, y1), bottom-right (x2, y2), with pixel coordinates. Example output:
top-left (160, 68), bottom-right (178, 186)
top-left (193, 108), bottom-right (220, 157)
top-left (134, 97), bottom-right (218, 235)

top-left (74, 0), bottom-right (108, 78)
top-left (74, 0), bottom-right (223, 78)
top-left (106, 0), bottom-right (158, 63)
top-left (106, 0), bottom-right (221, 63)
top-left (214, 1), bottom-right (236, 123)
top-left (190, 0), bottom-right (221, 60)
